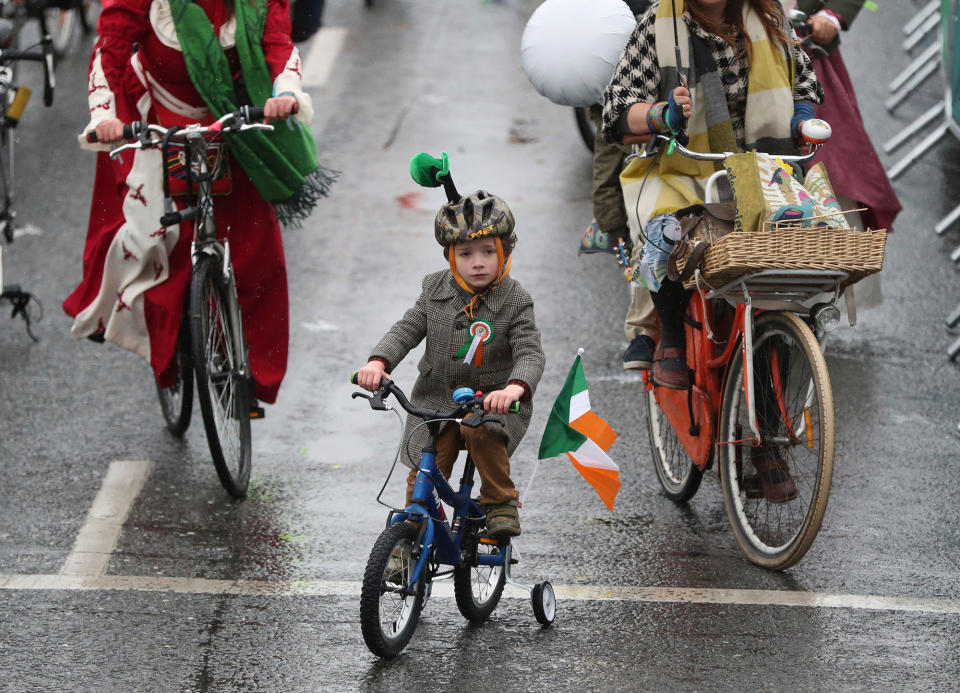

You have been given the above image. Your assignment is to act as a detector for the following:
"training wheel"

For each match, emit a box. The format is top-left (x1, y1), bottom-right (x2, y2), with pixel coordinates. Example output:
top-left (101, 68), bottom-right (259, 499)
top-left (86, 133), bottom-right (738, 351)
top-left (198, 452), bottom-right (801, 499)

top-left (531, 581), bottom-right (556, 626)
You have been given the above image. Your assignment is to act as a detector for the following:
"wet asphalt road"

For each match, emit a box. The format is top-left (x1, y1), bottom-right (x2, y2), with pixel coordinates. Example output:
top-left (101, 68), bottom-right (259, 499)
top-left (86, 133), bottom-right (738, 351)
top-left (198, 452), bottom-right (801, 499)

top-left (1, 0), bottom-right (959, 690)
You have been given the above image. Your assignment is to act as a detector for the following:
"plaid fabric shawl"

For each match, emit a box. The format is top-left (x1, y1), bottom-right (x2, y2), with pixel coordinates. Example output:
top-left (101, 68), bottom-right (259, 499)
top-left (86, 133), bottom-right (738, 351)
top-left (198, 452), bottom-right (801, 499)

top-left (616, 0), bottom-right (803, 235)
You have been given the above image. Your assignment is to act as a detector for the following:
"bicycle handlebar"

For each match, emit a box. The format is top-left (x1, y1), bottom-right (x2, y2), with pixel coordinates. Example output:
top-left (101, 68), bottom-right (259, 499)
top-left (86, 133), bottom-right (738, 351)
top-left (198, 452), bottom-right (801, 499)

top-left (350, 372), bottom-right (520, 423)
top-left (636, 131), bottom-right (825, 164)
top-left (85, 106), bottom-right (275, 147)
top-left (0, 36), bottom-right (55, 107)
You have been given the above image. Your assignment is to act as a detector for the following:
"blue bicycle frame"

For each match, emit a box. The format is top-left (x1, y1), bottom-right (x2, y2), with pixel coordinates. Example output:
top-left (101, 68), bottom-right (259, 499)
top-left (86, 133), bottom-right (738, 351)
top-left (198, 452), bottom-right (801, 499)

top-left (390, 442), bottom-right (506, 594)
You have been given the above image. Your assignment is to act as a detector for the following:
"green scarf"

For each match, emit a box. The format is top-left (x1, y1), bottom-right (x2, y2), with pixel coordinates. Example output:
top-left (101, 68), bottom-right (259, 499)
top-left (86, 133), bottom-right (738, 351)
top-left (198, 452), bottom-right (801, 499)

top-left (167, 0), bottom-right (336, 227)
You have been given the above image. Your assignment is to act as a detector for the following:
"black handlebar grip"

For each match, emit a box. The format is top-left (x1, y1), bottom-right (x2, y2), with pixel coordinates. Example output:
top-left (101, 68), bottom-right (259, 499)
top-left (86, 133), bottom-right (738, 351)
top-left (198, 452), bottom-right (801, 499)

top-left (159, 207), bottom-right (198, 227)
top-left (509, 401), bottom-right (521, 414)
top-left (85, 123), bottom-right (140, 143)
top-left (241, 106), bottom-right (265, 122)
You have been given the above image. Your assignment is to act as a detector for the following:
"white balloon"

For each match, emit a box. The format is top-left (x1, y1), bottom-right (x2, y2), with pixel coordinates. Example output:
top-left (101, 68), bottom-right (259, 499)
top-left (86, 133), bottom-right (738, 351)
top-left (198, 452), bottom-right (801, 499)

top-left (521, 0), bottom-right (637, 107)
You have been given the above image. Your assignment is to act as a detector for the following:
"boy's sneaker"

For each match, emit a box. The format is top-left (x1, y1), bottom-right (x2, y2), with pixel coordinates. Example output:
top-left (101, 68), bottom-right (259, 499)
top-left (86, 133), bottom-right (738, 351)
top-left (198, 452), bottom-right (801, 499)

top-left (623, 334), bottom-right (656, 371)
top-left (483, 503), bottom-right (521, 538)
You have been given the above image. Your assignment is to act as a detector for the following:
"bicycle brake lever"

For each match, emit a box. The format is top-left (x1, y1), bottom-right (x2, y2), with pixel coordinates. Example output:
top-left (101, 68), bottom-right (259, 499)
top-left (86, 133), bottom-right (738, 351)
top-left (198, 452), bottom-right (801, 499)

top-left (351, 389), bottom-right (391, 411)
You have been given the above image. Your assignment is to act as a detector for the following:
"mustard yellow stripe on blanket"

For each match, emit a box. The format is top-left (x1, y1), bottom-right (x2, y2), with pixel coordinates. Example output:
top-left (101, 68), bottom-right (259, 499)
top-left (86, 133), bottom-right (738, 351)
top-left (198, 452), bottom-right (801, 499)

top-left (747, 38), bottom-right (791, 94)
top-left (656, 0), bottom-right (683, 19)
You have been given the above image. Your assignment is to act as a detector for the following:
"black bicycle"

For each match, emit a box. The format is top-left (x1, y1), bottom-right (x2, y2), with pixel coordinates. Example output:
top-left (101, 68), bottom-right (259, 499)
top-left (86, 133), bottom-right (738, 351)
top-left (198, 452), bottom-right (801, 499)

top-left (89, 107), bottom-right (274, 497)
top-left (0, 11), bottom-right (54, 242)
top-left (0, 11), bottom-right (52, 338)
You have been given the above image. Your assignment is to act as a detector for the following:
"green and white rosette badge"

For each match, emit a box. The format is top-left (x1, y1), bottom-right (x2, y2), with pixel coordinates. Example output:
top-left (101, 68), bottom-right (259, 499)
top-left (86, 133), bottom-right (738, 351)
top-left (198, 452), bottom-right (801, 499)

top-left (455, 319), bottom-right (494, 367)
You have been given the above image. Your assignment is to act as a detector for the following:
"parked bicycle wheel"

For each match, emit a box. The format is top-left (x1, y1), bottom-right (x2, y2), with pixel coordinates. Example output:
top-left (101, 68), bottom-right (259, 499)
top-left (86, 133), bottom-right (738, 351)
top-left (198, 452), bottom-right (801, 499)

top-left (44, 6), bottom-right (77, 57)
top-left (190, 255), bottom-right (251, 498)
top-left (156, 316), bottom-right (193, 436)
top-left (78, 0), bottom-right (99, 34)
top-left (574, 106), bottom-right (596, 153)
top-left (718, 311), bottom-right (835, 570)
top-left (646, 389), bottom-right (704, 502)
top-left (360, 522), bottom-right (426, 658)
top-left (453, 533), bottom-right (506, 622)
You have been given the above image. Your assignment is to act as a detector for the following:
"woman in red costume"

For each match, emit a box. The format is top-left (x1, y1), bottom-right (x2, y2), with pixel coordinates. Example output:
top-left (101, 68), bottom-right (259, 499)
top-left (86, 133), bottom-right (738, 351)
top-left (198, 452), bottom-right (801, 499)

top-left (64, 0), bottom-right (316, 406)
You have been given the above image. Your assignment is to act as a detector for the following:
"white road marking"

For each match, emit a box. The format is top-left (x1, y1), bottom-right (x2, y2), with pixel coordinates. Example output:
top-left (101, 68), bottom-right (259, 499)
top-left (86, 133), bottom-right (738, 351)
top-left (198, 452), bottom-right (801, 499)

top-left (12, 223), bottom-right (44, 238)
top-left (301, 27), bottom-right (348, 88)
top-left (13, 460), bottom-right (956, 616)
top-left (58, 460), bottom-right (152, 577)
top-left (1, 573), bottom-right (958, 615)
top-left (301, 319), bottom-right (341, 332)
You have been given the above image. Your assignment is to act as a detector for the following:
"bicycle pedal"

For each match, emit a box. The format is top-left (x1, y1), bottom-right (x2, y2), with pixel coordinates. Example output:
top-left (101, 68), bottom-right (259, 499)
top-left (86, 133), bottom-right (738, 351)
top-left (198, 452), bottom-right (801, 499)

top-left (249, 404), bottom-right (265, 420)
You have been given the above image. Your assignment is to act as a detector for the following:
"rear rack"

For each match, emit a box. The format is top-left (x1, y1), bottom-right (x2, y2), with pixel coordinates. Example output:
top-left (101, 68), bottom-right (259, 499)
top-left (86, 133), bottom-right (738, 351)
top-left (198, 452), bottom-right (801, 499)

top-left (702, 269), bottom-right (848, 312)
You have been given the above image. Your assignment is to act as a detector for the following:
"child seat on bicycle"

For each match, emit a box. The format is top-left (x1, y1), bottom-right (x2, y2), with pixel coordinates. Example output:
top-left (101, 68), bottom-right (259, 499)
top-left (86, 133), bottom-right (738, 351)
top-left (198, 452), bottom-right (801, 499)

top-left (356, 169), bottom-right (545, 539)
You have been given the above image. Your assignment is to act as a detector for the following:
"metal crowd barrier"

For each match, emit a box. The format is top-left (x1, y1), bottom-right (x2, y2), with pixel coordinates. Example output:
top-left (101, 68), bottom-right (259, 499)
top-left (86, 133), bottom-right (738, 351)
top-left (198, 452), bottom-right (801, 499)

top-left (880, 2), bottom-right (960, 373)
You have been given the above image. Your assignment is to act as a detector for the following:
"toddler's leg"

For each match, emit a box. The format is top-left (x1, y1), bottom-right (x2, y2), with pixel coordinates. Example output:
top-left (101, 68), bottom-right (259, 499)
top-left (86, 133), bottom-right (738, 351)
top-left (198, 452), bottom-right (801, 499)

top-left (404, 424), bottom-right (461, 505)
top-left (461, 424), bottom-right (517, 505)
top-left (463, 423), bottom-right (521, 537)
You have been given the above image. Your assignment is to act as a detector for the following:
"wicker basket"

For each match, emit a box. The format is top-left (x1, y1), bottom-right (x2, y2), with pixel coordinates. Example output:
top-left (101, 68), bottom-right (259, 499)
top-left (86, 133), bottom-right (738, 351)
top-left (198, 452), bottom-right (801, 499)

top-left (673, 227), bottom-right (888, 291)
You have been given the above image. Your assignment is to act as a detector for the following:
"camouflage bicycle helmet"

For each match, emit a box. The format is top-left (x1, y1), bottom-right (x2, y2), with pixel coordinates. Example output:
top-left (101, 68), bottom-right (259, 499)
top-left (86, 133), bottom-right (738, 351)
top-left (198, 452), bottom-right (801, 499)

top-left (434, 190), bottom-right (515, 247)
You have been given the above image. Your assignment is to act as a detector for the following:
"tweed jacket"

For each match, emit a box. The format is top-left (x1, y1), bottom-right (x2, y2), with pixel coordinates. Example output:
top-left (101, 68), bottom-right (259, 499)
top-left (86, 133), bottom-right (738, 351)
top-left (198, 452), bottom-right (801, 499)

top-left (371, 270), bottom-right (545, 468)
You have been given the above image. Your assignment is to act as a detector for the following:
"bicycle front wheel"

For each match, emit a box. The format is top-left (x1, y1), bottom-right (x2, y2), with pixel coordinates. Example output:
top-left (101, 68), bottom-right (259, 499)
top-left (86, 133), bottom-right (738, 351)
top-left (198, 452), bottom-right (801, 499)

top-left (155, 316), bottom-right (193, 436)
top-left (190, 255), bottom-right (251, 498)
top-left (718, 311), bottom-right (834, 570)
top-left (453, 535), bottom-right (506, 622)
top-left (360, 522), bottom-right (426, 658)
top-left (647, 389), bottom-right (703, 502)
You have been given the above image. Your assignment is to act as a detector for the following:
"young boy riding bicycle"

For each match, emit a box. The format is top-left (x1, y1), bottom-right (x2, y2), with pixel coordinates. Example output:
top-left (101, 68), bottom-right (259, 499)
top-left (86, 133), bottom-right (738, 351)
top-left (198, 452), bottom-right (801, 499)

top-left (356, 181), bottom-right (545, 539)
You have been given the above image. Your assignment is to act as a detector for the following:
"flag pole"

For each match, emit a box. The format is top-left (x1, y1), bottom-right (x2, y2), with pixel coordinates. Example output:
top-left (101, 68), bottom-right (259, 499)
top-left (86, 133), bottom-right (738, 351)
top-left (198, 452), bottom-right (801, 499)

top-left (520, 458), bottom-right (542, 507)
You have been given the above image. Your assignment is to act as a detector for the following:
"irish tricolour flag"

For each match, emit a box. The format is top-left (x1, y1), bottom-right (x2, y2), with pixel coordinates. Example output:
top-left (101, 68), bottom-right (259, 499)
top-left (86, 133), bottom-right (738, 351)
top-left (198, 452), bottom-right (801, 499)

top-left (538, 352), bottom-right (621, 511)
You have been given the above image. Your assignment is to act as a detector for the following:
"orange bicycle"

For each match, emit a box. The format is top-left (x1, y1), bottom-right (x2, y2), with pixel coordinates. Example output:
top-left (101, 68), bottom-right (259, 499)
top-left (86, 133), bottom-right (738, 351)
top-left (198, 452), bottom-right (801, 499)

top-left (640, 124), bottom-right (869, 570)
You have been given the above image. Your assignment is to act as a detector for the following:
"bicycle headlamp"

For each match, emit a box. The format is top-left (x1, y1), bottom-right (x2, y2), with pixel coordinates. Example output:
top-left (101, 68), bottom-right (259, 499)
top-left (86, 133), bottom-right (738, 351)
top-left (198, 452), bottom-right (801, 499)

top-left (810, 302), bottom-right (841, 332)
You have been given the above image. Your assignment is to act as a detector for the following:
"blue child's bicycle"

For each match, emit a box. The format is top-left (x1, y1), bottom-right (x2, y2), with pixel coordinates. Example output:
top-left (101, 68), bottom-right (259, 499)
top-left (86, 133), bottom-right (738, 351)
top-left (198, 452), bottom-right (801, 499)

top-left (351, 375), bottom-right (556, 658)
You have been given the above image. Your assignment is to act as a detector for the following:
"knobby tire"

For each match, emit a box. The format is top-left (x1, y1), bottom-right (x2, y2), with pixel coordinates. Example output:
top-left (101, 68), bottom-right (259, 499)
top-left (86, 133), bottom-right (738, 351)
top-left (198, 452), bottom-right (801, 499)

top-left (360, 522), bottom-right (425, 658)
top-left (453, 534), bottom-right (506, 622)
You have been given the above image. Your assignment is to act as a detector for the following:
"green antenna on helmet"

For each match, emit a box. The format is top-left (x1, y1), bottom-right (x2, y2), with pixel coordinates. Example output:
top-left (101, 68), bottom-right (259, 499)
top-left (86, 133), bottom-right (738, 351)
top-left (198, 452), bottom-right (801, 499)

top-left (409, 151), bottom-right (461, 203)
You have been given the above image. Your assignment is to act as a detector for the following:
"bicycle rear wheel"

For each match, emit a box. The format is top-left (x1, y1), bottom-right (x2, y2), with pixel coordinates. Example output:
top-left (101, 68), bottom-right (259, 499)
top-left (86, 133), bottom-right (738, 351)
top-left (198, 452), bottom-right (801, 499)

top-left (646, 389), bottom-right (703, 502)
top-left (155, 315), bottom-right (193, 436)
top-left (360, 522), bottom-right (426, 658)
top-left (453, 533), bottom-right (506, 622)
top-left (190, 255), bottom-right (251, 498)
top-left (718, 311), bottom-right (834, 570)
top-left (574, 106), bottom-right (596, 153)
